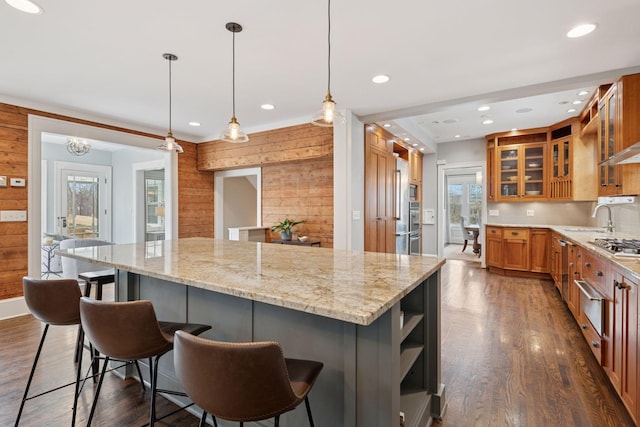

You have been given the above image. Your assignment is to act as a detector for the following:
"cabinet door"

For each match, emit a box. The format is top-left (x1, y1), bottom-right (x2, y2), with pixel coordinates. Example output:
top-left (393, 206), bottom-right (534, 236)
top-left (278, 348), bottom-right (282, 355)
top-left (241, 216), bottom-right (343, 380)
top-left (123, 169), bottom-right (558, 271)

top-left (503, 228), bottom-right (529, 271)
top-left (567, 245), bottom-right (582, 320)
top-left (497, 144), bottom-right (546, 200)
top-left (619, 273), bottom-right (638, 420)
top-left (365, 146), bottom-right (395, 253)
top-left (523, 145), bottom-right (546, 198)
top-left (485, 226), bottom-right (503, 268)
top-left (487, 144), bottom-right (496, 201)
top-left (599, 87), bottom-right (621, 196)
top-left (498, 147), bottom-right (519, 198)
top-left (530, 229), bottom-right (550, 273)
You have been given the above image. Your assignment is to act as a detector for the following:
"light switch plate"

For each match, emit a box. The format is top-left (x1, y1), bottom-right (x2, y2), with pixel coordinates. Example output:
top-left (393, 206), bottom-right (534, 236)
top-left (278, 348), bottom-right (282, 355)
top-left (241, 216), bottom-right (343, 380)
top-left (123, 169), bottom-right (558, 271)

top-left (0, 176), bottom-right (6, 187)
top-left (0, 210), bottom-right (27, 222)
top-left (526, 210), bottom-right (534, 217)
top-left (423, 208), bottom-right (435, 224)
top-left (352, 210), bottom-right (361, 220)
top-left (489, 210), bottom-right (499, 216)
top-left (10, 178), bottom-right (25, 187)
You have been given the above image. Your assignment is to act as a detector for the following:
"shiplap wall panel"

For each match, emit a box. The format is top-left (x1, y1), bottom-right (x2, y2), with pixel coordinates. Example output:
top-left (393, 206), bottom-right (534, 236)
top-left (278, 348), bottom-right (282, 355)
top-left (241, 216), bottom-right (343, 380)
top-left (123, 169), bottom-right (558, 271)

top-left (197, 124), bottom-right (334, 248)
top-left (0, 102), bottom-right (215, 299)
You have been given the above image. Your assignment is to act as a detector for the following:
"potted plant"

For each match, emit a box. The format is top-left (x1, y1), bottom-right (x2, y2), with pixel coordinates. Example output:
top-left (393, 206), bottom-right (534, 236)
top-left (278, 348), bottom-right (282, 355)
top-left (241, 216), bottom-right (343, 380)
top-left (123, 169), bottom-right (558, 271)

top-left (271, 218), bottom-right (304, 241)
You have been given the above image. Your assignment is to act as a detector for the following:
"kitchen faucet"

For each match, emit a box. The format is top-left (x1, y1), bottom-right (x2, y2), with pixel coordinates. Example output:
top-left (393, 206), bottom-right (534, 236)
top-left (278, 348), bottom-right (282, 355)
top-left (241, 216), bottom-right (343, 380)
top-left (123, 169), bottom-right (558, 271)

top-left (592, 204), bottom-right (615, 233)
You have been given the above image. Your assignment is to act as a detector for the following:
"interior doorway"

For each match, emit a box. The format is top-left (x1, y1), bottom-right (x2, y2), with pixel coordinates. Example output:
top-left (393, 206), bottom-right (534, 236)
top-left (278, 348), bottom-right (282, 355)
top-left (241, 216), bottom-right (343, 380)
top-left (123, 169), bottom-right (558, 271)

top-left (437, 161), bottom-right (487, 265)
top-left (214, 167), bottom-right (261, 240)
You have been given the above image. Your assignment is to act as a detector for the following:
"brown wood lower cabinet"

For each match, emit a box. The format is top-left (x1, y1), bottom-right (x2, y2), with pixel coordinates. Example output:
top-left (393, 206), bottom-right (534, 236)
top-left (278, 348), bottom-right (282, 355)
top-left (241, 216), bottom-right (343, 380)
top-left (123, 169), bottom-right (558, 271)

top-left (486, 226), bottom-right (550, 278)
top-left (566, 243), bottom-right (582, 319)
top-left (609, 268), bottom-right (639, 423)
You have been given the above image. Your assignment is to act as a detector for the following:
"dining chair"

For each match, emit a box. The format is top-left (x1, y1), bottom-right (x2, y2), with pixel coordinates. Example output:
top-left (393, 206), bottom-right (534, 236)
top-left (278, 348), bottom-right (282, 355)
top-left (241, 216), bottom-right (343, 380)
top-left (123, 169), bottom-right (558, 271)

top-left (460, 216), bottom-right (474, 252)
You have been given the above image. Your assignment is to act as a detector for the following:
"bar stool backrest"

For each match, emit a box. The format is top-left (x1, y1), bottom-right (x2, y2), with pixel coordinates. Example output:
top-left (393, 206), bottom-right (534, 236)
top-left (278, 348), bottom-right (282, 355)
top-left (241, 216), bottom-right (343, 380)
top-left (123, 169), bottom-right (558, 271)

top-left (23, 277), bottom-right (82, 325)
top-left (174, 331), bottom-right (298, 422)
top-left (79, 297), bottom-right (173, 361)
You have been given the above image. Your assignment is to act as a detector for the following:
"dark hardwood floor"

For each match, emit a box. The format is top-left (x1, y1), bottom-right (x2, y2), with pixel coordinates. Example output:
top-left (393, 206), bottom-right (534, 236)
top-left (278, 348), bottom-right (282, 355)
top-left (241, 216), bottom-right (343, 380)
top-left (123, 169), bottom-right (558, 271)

top-left (0, 261), bottom-right (634, 426)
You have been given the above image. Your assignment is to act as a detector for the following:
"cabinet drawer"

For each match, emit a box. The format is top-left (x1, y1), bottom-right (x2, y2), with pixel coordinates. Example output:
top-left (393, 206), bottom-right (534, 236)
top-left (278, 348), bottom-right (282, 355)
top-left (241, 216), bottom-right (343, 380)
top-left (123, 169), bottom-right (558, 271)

top-left (503, 228), bottom-right (530, 240)
top-left (579, 311), bottom-right (603, 364)
top-left (582, 252), bottom-right (608, 297)
top-left (486, 226), bottom-right (502, 238)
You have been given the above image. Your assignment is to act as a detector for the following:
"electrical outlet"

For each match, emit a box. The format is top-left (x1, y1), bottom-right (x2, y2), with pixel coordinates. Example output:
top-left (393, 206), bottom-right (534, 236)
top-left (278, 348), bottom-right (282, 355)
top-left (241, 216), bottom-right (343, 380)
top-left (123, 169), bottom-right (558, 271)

top-left (352, 210), bottom-right (361, 220)
top-left (489, 210), bottom-right (499, 216)
top-left (526, 210), bottom-right (534, 217)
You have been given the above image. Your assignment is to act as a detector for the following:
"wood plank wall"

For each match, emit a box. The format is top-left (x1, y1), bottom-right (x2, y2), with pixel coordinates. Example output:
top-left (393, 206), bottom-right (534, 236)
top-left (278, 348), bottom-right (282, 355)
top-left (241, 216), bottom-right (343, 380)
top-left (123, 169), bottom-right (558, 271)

top-left (197, 123), bottom-right (334, 247)
top-left (0, 102), bottom-right (214, 300)
top-left (178, 142), bottom-right (214, 238)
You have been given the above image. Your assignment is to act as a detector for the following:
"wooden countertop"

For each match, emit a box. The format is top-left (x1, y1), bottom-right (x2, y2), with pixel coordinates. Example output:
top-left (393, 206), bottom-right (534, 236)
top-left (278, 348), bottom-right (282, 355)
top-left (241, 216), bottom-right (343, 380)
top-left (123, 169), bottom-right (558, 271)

top-left (58, 237), bottom-right (445, 326)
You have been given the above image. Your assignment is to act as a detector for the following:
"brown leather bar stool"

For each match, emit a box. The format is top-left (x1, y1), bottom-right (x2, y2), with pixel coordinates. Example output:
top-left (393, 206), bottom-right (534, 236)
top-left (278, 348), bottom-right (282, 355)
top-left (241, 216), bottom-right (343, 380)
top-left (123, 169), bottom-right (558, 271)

top-left (79, 297), bottom-right (211, 426)
top-left (174, 331), bottom-right (323, 427)
top-left (16, 278), bottom-right (86, 427)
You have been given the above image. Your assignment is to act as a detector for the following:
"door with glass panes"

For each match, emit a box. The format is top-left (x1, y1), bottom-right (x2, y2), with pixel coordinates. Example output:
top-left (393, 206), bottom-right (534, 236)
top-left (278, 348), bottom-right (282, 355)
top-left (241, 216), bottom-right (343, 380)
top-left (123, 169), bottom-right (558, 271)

top-left (447, 174), bottom-right (482, 244)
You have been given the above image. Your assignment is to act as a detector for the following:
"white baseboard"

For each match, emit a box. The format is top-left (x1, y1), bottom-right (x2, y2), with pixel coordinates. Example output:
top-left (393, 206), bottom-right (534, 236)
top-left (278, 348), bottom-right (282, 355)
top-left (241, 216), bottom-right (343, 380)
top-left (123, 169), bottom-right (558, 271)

top-left (0, 296), bottom-right (28, 320)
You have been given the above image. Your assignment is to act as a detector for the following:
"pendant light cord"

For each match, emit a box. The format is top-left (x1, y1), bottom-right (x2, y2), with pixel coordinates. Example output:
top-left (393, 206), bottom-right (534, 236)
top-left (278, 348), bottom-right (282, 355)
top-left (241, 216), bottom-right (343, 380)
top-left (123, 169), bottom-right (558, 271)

top-left (168, 57), bottom-right (173, 133)
top-left (232, 31), bottom-right (236, 117)
top-left (327, 0), bottom-right (331, 94)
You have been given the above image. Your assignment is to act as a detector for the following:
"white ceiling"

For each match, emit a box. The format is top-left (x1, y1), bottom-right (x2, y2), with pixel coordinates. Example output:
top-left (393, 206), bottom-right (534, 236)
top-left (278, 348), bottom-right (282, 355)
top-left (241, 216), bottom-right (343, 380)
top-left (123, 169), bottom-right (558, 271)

top-left (1, 0), bottom-right (640, 150)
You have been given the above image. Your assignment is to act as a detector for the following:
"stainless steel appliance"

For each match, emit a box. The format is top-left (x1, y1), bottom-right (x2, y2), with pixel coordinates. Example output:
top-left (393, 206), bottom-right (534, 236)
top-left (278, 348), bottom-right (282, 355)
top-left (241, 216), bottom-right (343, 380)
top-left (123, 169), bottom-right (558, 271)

top-left (395, 159), bottom-right (409, 255)
top-left (409, 201), bottom-right (421, 255)
top-left (409, 184), bottom-right (418, 201)
top-left (574, 279), bottom-right (605, 336)
top-left (592, 238), bottom-right (640, 257)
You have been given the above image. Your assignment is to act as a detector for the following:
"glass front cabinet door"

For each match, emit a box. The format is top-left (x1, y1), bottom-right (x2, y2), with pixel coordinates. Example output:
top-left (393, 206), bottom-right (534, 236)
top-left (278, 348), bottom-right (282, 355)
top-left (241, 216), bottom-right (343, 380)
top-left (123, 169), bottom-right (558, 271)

top-left (497, 144), bottom-right (546, 200)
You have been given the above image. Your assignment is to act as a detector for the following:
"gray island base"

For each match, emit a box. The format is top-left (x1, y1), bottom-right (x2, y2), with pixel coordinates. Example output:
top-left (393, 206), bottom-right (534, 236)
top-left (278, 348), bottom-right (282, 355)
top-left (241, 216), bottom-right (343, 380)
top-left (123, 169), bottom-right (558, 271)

top-left (59, 237), bottom-right (446, 426)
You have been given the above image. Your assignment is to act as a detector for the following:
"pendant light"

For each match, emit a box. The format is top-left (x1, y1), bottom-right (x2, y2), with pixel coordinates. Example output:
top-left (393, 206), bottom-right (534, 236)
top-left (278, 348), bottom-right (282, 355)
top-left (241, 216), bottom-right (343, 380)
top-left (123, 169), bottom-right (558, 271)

top-left (220, 22), bottom-right (249, 143)
top-left (311, 0), bottom-right (343, 127)
top-left (158, 53), bottom-right (184, 153)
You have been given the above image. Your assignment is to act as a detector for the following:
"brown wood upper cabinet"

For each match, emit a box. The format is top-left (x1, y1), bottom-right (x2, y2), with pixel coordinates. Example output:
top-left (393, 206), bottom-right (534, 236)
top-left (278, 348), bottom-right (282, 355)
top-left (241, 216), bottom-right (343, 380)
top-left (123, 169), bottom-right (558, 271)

top-left (486, 129), bottom-right (548, 202)
top-left (409, 149), bottom-right (423, 186)
top-left (597, 74), bottom-right (640, 197)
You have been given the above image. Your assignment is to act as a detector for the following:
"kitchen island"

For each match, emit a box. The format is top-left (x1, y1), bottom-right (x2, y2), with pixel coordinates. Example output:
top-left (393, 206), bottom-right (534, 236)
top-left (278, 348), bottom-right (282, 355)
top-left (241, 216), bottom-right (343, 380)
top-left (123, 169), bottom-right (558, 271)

top-left (59, 237), bottom-right (446, 427)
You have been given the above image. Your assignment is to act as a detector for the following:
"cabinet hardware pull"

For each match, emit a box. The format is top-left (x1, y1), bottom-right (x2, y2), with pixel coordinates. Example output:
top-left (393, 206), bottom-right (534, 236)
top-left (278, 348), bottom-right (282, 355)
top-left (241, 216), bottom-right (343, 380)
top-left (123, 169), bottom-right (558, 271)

top-left (569, 262), bottom-right (574, 267)
top-left (512, 231), bottom-right (519, 235)
top-left (596, 270), bottom-right (603, 277)
top-left (491, 230), bottom-right (496, 234)
top-left (574, 280), bottom-right (604, 301)
top-left (581, 323), bottom-right (587, 329)
top-left (584, 262), bottom-right (591, 268)
top-left (577, 254), bottom-right (581, 258)
top-left (591, 341), bottom-right (599, 348)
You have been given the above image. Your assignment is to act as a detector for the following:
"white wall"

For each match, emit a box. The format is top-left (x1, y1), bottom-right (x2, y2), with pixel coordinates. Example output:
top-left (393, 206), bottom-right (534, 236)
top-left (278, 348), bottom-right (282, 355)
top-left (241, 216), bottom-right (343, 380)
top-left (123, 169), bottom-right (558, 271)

top-left (223, 177), bottom-right (257, 238)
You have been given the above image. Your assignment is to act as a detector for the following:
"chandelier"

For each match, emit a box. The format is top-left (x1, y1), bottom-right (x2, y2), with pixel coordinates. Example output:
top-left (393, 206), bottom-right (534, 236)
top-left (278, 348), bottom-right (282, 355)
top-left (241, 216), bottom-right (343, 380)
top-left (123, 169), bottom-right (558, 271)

top-left (66, 137), bottom-right (90, 156)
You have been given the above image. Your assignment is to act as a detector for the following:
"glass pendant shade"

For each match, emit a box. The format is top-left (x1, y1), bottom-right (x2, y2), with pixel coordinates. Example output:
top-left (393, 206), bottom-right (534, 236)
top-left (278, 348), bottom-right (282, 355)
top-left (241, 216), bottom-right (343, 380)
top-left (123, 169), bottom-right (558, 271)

top-left (158, 131), bottom-right (184, 153)
top-left (221, 116), bottom-right (249, 143)
top-left (311, 91), bottom-right (344, 127)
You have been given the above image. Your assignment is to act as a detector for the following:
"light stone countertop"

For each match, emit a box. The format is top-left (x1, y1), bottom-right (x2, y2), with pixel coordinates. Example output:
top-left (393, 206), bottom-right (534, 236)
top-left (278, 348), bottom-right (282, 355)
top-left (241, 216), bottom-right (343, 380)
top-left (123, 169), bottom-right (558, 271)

top-left (485, 223), bottom-right (640, 280)
top-left (58, 237), bottom-right (445, 326)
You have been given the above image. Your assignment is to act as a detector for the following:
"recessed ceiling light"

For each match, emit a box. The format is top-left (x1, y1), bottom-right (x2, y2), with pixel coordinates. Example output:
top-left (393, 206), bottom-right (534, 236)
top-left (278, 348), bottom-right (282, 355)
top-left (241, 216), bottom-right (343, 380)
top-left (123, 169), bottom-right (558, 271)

top-left (383, 123), bottom-right (391, 128)
top-left (188, 122), bottom-right (201, 127)
top-left (567, 23), bottom-right (597, 38)
top-left (482, 119), bottom-right (494, 125)
top-left (412, 143), bottom-right (418, 147)
top-left (567, 108), bottom-right (577, 113)
top-left (454, 135), bottom-right (461, 138)
top-left (477, 106), bottom-right (490, 112)
top-left (558, 101), bottom-right (569, 105)
top-left (404, 137), bottom-right (410, 141)
top-left (372, 74), bottom-right (390, 84)
top-left (516, 108), bottom-right (533, 113)
top-left (578, 90), bottom-right (589, 96)
top-left (419, 148), bottom-right (425, 151)
top-left (5, 0), bottom-right (42, 14)
top-left (572, 100), bottom-right (583, 105)
top-left (261, 104), bottom-right (275, 110)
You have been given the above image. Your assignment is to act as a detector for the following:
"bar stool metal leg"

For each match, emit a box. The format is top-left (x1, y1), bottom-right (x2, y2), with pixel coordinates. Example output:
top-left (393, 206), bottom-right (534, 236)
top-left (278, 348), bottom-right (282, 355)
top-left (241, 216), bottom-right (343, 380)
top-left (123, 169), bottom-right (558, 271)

top-left (87, 355), bottom-right (110, 426)
top-left (15, 324), bottom-right (49, 426)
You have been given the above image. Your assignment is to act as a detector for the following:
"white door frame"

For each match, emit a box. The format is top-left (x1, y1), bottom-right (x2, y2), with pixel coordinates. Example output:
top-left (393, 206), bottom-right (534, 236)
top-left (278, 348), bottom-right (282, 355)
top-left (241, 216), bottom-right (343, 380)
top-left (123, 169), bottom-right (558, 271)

top-left (437, 161), bottom-right (487, 266)
top-left (27, 115), bottom-right (177, 278)
top-left (53, 161), bottom-right (112, 240)
top-left (133, 160), bottom-right (171, 243)
top-left (214, 167), bottom-right (262, 240)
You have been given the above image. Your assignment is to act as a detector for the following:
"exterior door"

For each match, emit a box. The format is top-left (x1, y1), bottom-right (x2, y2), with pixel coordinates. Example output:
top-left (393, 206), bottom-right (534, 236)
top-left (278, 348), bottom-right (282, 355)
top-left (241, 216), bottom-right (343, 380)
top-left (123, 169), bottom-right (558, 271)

top-left (446, 174), bottom-right (482, 244)
top-left (55, 162), bottom-right (111, 240)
